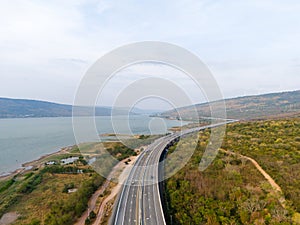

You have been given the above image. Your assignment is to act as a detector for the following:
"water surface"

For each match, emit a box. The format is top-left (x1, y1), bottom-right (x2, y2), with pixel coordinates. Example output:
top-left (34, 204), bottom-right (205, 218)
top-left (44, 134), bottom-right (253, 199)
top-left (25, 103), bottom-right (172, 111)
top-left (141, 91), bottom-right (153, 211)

top-left (0, 116), bottom-right (186, 175)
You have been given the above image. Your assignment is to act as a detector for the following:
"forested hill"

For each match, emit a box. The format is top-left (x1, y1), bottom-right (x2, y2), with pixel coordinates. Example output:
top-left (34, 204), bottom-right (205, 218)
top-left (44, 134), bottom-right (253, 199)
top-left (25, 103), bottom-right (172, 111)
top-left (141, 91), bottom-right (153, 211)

top-left (159, 90), bottom-right (300, 120)
top-left (0, 98), bottom-right (130, 118)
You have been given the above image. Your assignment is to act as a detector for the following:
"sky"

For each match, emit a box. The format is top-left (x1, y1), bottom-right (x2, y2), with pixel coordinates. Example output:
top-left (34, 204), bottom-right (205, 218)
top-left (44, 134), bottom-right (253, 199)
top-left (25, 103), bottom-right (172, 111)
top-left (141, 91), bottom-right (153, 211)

top-left (0, 0), bottom-right (300, 110)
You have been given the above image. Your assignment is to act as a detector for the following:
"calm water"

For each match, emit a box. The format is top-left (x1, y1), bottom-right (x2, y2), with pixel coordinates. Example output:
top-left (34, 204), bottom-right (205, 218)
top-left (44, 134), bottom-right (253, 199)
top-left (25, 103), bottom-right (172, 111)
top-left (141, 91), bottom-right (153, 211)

top-left (0, 116), bottom-right (186, 175)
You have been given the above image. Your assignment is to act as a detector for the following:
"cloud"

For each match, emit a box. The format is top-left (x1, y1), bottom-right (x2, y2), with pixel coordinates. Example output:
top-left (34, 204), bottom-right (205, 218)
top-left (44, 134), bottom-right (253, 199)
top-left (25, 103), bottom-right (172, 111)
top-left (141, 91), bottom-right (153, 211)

top-left (0, 0), bottom-right (299, 108)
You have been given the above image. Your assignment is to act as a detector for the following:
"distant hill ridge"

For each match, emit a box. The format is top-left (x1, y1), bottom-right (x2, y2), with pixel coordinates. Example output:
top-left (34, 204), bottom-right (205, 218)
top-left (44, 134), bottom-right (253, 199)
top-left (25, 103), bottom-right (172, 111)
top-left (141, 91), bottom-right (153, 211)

top-left (0, 98), bottom-right (131, 118)
top-left (159, 90), bottom-right (300, 120)
top-left (1, 90), bottom-right (299, 119)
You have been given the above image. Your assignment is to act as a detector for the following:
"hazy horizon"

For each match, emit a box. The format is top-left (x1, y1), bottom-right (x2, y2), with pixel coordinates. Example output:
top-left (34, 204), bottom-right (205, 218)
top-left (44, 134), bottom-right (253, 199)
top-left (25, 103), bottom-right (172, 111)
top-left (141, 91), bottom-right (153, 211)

top-left (1, 87), bottom-right (299, 111)
top-left (1, 1), bottom-right (300, 110)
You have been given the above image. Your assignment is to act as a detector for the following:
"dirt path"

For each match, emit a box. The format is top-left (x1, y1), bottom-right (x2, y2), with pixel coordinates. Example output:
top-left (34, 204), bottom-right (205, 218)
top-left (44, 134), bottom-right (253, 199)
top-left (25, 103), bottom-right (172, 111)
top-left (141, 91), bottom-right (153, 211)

top-left (74, 155), bottom-right (137, 225)
top-left (0, 212), bottom-right (18, 225)
top-left (220, 149), bottom-right (286, 208)
top-left (74, 181), bottom-right (110, 225)
top-left (92, 155), bottom-right (139, 225)
top-left (92, 182), bottom-right (122, 225)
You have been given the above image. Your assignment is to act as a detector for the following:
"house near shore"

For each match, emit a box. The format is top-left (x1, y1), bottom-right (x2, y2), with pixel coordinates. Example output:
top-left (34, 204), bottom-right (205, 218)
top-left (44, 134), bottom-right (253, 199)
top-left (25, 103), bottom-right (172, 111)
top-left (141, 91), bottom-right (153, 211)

top-left (45, 161), bottom-right (56, 165)
top-left (60, 156), bottom-right (79, 165)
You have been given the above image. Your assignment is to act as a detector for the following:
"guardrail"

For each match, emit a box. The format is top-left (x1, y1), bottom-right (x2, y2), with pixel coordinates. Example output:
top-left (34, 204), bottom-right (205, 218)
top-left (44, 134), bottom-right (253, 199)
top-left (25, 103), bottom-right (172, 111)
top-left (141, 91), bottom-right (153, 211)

top-left (109, 120), bottom-right (236, 225)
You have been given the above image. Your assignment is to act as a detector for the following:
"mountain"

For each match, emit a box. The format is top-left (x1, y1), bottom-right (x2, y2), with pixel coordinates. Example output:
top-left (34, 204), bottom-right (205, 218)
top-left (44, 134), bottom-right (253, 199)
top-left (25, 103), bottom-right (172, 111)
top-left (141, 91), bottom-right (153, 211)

top-left (0, 98), bottom-right (132, 118)
top-left (159, 90), bottom-right (300, 120)
top-left (129, 108), bottom-right (165, 115)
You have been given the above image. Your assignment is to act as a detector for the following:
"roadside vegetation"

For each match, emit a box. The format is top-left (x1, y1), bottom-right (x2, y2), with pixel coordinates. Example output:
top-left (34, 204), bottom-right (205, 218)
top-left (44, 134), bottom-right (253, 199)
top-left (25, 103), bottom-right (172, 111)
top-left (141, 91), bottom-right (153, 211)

top-left (0, 139), bottom-right (141, 225)
top-left (165, 118), bottom-right (300, 224)
top-left (224, 119), bottom-right (300, 213)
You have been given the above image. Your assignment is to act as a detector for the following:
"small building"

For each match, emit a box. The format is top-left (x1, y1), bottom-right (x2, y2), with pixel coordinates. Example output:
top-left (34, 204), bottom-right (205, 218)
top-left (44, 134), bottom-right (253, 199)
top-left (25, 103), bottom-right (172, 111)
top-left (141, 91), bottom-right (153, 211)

top-left (60, 157), bottom-right (79, 165)
top-left (68, 188), bottom-right (78, 193)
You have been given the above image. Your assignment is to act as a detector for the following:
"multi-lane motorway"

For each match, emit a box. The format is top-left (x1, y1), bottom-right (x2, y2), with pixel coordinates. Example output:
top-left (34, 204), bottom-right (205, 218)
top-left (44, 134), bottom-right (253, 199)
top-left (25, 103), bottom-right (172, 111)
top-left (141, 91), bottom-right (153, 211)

top-left (109, 121), bottom-right (232, 225)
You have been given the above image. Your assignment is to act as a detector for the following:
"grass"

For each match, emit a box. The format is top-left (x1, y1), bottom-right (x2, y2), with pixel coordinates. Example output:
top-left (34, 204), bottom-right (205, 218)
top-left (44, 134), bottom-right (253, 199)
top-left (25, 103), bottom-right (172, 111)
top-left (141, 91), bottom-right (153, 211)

top-left (223, 119), bottom-right (300, 212)
top-left (10, 173), bottom-right (90, 224)
top-left (165, 118), bottom-right (300, 224)
top-left (0, 139), bottom-right (141, 225)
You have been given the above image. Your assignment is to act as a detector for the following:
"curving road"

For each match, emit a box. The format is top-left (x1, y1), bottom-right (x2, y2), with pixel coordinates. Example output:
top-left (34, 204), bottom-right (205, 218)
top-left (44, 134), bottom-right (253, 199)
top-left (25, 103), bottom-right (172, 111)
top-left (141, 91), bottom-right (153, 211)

top-left (109, 121), bottom-right (232, 225)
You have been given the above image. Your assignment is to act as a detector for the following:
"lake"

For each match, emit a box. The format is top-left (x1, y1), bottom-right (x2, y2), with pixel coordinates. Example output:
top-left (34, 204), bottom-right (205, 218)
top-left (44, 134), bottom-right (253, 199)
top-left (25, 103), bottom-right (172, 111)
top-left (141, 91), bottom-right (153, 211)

top-left (0, 115), bottom-right (187, 175)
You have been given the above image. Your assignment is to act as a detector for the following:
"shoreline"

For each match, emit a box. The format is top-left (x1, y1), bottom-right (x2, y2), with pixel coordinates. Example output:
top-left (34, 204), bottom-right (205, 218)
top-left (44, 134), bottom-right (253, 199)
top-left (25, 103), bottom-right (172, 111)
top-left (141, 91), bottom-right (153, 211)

top-left (0, 145), bottom-right (74, 180)
top-left (0, 137), bottom-right (153, 180)
top-left (21, 145), bottom-right (73, 168)
top-left (0, 120), bottom-right (187, 181)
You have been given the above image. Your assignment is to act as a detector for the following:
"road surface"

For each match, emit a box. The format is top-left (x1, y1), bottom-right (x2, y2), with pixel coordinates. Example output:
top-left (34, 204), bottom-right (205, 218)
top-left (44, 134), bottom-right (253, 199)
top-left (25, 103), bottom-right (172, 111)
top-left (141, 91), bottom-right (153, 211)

top-left (109, 121), bottom-right (231, 225)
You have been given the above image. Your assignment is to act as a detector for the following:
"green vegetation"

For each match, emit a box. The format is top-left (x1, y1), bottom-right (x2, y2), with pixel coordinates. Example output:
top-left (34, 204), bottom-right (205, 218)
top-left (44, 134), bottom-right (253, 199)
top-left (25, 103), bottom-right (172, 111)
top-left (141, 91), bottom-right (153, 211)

top-left (165, 118), bottom-right (299, 224)
top-left (160, 90), bottom-right (300, 120)
top-left (224, 119), bottom-right (300, 212)
top-left (0, 178), bottom-right (15, 193)
top-left (18, 173), bottom-right (43, 194)
top-left (44, 174), bottom-right (104, 225)
top-left (138, 134), bottom-right (150, 139)
top-left (42, 165), bottom-right (92, 174)
top-left (123, 134), bottom-right (163, 149)
top-left (0, 140), bottom-right (138, 224)
top-left (62, 183), bottom-right (75, 193)
top-left (106, 144), bottom-right (137, 161)
top-left (85, 210), bottom-right (97, 225)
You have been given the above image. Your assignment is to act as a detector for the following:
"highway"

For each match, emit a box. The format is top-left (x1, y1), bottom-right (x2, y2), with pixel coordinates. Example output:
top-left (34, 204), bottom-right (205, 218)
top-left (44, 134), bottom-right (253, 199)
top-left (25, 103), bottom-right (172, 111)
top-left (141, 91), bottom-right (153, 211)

top-left (109, 121), bottom-right (232, 225)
